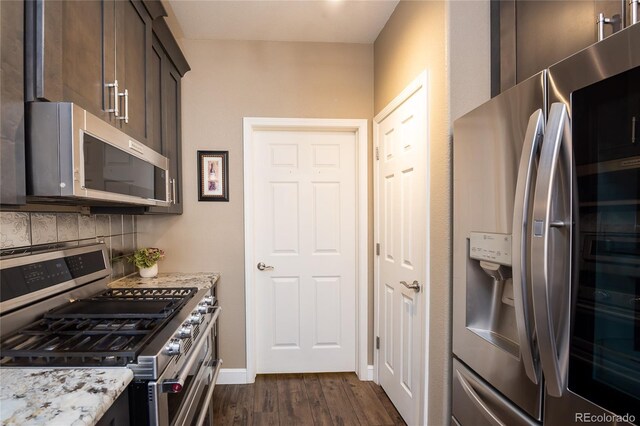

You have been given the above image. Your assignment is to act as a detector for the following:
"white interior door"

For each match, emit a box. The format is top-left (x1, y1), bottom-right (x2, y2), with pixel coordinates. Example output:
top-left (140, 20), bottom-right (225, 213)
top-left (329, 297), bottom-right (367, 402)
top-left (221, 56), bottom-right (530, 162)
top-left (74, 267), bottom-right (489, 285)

top-left (253, 128), bottom-right (357, 373)
top-left (376, 78), bottom-right (428, 425)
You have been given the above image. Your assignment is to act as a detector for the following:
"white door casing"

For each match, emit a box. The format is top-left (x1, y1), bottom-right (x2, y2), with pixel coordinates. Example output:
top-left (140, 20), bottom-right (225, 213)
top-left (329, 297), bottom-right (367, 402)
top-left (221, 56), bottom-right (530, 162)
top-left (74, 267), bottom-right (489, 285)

top-left (244, 118), bottom-right (368, 381)
top-left (374, 72), bottom-right (429, 425)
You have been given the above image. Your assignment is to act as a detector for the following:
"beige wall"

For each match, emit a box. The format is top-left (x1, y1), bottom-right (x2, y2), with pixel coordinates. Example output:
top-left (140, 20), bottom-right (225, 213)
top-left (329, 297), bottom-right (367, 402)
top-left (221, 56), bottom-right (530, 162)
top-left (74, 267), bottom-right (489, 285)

top-left (138, 40), bottom-right (374, 369)
top-left (374, 1), bottom-right (490, 424)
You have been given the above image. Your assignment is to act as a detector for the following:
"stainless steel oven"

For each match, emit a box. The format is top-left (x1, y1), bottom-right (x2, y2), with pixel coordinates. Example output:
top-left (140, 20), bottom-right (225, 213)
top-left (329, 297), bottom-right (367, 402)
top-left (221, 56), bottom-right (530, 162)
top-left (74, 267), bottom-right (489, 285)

top-left (137, 302), bottom-right (221, 426)
top-left (0, 243), bottom-right (222, 426)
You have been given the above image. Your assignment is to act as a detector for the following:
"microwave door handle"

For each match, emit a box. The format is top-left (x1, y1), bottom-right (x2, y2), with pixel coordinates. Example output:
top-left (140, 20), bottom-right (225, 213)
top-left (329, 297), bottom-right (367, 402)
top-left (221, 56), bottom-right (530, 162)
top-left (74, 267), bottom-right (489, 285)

top-left (511, 109), bottom-right (544, 385)
top-left (530, 102), bottom-right (573, 397)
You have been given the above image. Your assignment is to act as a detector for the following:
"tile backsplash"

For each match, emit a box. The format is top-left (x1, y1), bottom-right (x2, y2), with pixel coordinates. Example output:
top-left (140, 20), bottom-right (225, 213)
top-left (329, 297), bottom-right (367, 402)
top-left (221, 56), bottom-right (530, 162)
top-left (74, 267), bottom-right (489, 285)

top-left (0, 212), bottom-right (138, 281)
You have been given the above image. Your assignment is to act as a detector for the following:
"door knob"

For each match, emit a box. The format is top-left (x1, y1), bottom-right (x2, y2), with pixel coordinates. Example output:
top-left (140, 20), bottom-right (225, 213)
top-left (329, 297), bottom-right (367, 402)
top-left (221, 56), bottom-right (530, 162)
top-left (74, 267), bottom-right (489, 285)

top-left (400, 280), bottom-right (421, 292)
top-left (257, 262), bottom-right (274, 271)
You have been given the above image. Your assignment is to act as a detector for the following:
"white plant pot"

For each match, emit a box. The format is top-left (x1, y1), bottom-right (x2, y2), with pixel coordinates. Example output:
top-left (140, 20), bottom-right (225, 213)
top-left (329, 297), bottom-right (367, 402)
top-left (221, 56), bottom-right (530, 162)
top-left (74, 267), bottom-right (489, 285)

top-left (139, 263), bottom-right (158, 278)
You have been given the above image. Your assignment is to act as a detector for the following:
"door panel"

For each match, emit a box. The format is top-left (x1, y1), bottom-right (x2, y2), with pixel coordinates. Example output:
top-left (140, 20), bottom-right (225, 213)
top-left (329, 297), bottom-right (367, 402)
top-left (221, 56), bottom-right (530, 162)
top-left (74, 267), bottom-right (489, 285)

top-left (452, 72), bottom-right (545, 420)
top-left (255, 129), bottom-right (357, 373)
top-left (117, 0), bottom-right (150, 143)
top-left (376, 81), bottom-right (427, 426)
top-left (61, 0), bottom-right (107, 120)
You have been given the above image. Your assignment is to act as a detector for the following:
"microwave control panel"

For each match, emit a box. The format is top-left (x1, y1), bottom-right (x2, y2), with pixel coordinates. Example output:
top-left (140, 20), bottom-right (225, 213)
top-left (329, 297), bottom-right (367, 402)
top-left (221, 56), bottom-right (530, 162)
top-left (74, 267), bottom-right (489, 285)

top-left (469, 232), bottom-right (512, 266)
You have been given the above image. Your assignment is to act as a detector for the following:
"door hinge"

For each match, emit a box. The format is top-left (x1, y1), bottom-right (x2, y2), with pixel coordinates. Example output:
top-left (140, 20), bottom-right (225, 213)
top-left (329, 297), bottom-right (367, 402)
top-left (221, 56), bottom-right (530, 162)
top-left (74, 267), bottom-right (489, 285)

top-left (376, 336), bottom-right (380, 350)
top-left (376, 243), bottom-right (380, 256)
top-left (375, 147), bottom-right (379, 160)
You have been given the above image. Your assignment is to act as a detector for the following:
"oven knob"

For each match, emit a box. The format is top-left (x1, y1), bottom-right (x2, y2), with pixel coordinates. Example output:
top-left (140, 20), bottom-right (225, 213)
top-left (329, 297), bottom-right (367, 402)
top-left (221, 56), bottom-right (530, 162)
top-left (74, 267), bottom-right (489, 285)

top-left (196, 302), bottom-right (210, 314)
top-left (164, 339), bottom-right (182, 356)
top-left (178, 324), bottom-right (193, 338)
top-left (189, 312), bottom-right (203, 324)
top-left (203, 295), bottom-right (215, 306)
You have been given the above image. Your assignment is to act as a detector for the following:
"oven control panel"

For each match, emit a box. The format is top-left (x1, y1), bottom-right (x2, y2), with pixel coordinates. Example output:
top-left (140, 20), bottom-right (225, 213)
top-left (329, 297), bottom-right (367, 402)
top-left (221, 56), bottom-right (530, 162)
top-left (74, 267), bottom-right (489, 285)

top-left (0, 248), bottom-right (107, 306)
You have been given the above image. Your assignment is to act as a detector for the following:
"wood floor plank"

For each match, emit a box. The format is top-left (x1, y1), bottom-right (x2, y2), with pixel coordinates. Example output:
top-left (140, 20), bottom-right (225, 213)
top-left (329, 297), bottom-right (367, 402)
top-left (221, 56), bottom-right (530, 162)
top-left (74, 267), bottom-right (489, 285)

top-left (342, 373), bottom-right (394, 425)
top-left (368, 382), bottom-right (406, 425)
top-left (254, 375), bottom-right (279, 414)
top-left (213, 384), bottom-right (240, 425)
top-left (252, 411), bottom-right (280, 426)
top-left (233, 384), bottom-right (255, 426)
top-left (302, 374), bottom-right (334, 426)
top-left (277, 373), bottom-right (315, 426)
top-left (211, 385), bottom-right (229, 424)
top-left (318, 373), bottom-right (360, 426)
top-left (211, 373), bottom-right (403, 426)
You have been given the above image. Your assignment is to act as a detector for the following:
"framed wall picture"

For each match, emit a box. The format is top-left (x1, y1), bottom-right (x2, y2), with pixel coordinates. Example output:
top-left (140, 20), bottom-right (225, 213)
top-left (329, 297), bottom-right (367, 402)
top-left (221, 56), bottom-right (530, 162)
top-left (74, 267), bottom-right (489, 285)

top-left (197, 151), bottom-right (229, 201)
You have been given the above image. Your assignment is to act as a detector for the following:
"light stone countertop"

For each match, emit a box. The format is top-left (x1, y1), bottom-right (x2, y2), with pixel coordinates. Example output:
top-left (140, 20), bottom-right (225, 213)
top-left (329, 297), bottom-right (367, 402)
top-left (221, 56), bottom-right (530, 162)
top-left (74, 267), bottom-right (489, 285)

top-left (108, 272), bottom-right (219, 290)
top-left (0, 368), bottom-right (133, 426)
top-left (0, 273), bottom-right (218, 425)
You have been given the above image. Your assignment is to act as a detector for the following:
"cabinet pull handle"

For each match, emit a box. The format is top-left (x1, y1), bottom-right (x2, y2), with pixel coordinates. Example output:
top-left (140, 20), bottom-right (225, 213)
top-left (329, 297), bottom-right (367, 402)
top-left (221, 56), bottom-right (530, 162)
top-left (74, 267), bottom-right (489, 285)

top-left (106, 80), bottom-right (119, 117)
top-left (170, 178), bottom-right (177, 205)
top-left (118, 89), bottom-right (129, 124)
top-left (596, 12), bottom-right (621, 41)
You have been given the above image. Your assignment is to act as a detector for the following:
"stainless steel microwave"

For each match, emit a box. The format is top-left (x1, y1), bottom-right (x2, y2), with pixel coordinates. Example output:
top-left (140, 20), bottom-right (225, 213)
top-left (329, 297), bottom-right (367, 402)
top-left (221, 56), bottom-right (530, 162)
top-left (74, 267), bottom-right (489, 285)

top-left (26, 102), bottom-right (170, 207)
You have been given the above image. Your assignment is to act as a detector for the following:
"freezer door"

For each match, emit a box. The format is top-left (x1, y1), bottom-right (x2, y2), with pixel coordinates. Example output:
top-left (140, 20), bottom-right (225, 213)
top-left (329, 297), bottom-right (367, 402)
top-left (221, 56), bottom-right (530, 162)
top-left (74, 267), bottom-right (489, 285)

top-left (452, 358), bottom-right (540, 426)
top-left (453, 71), bottom-right (545, 420)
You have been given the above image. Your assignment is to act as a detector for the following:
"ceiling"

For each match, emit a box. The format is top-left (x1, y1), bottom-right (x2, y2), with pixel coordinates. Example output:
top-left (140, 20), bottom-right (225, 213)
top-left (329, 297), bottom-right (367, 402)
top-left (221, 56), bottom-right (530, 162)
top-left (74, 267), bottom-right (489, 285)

top-left (166, 0), bottom-right (400, 44)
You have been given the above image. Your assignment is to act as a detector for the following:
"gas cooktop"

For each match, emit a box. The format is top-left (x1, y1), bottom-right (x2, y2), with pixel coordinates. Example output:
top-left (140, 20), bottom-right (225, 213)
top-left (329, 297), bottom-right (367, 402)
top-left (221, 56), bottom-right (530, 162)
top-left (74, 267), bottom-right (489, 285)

top-left (0, 287), bottom-right (198, 367)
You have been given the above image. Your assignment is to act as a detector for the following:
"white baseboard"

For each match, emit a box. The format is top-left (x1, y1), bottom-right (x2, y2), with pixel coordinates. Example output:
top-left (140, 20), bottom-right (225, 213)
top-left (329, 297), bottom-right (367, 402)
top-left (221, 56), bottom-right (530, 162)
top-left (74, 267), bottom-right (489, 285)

top-left (218, 367), bottom-right (374, 384)
top-left (367, 365), bottom-right (374, 381)
top-left (217, 368), bottom-right (248, 384)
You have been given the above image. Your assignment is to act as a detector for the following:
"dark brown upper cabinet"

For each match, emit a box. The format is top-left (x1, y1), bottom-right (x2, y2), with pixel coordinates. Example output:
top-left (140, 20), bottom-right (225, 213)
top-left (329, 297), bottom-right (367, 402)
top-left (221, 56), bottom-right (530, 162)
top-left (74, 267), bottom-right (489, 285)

top-left (145, 19), bottom-right (190, 215)
top-left (493, 0), bottom-right (629, 95)
top-left (1, 0), bottom-right (26, 205)
top-left (26, 0), bottom-right (153, 146)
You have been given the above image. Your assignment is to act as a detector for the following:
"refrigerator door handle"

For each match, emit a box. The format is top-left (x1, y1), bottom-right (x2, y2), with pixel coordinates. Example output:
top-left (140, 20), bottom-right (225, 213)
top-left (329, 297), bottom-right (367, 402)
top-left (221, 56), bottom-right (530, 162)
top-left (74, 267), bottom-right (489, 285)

top-left (511, 109), bottom-right (544, 385)
top-left (456, 370), bottom-right (507, 426)
top-left (530, 102), bottom-right (572, 398)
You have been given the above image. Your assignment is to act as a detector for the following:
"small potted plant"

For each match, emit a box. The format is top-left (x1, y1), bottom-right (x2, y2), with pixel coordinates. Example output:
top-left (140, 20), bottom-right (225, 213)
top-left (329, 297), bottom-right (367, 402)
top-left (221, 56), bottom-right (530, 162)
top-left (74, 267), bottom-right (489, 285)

top-left (128, 247), bottom-right (165, 278)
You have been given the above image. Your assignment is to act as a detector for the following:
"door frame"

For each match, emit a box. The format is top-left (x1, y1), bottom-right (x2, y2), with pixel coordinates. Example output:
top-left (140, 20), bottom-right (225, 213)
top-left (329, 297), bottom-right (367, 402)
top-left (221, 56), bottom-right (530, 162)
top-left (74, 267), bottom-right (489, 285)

top-left (243, 117), bottom-right (369, 383)
top-left (373, 71), bottom-right (430, 423)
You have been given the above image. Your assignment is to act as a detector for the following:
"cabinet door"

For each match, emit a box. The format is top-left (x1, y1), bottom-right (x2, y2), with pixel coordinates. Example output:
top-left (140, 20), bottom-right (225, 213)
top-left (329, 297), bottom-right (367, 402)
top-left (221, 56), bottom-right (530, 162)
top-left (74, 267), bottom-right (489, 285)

top-left (148, 35), bottom-right (164, 154)
top-left (146, 37), bottom-right (182, 215)
top-left (515, 0), bottom-right (595, 83)
top-left (29, 0), bottom-right (112, 123)
top-left (1, 0), bottom-right (25, 205)
top-left (163, 62), bottom-right (183, 214)
top-left (62, 0), bottom-right (112, 120)
top-left (116, 0), bottom-right (152, 145)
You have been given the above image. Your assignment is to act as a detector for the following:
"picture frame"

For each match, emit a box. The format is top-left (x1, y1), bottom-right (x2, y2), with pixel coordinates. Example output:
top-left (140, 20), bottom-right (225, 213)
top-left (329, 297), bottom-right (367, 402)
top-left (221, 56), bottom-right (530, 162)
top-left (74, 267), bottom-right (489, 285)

top-left (197, 150), bottom-right (229, 202)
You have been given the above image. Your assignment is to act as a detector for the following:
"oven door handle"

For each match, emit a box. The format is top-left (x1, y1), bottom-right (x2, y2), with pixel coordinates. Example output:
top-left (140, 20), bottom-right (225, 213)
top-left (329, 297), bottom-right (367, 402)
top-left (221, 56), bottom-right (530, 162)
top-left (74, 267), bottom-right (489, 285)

top-left (162, 306), bottom-right (221, 393)
top-left (194, 358), bottom-right (223, 426)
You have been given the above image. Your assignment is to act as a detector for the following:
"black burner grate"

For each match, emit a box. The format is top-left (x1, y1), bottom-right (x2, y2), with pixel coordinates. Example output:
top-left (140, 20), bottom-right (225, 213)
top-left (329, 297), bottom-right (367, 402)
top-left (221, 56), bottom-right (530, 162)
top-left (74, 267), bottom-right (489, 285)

top-left (0, 287), bottom-right (198, 367)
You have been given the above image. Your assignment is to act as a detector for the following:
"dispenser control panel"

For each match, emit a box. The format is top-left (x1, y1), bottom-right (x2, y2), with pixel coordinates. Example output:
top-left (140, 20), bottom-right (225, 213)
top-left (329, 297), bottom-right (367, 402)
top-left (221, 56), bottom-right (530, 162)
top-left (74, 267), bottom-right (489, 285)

top-left (469, 232), bottom-right (512, 265)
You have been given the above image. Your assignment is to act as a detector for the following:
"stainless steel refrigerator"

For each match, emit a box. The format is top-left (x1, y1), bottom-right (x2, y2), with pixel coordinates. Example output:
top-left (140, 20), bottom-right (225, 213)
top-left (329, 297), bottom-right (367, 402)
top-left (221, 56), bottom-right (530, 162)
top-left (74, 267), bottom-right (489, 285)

top-left (452, 23), bottom-right (640, 426)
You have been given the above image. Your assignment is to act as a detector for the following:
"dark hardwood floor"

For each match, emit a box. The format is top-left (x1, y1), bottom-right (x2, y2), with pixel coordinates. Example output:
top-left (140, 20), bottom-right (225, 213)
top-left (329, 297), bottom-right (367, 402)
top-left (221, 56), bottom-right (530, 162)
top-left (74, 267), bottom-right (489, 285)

top-left (212, 372), bottom-right (407, 426)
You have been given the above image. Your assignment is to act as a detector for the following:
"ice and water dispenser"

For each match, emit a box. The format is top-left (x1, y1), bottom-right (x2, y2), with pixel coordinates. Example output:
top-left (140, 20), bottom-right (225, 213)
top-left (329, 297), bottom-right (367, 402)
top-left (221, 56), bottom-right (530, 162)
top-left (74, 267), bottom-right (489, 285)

top-left (466, 232), bottom-right (520, 357)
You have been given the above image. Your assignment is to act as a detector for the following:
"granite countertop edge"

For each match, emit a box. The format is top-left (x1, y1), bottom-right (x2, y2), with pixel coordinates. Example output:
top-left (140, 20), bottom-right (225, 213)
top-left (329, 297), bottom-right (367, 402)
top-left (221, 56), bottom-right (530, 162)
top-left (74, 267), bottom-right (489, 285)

top-left (0, 368), bottom-right (133, 426)
top-left (108, 272), bottom-right (220, 290)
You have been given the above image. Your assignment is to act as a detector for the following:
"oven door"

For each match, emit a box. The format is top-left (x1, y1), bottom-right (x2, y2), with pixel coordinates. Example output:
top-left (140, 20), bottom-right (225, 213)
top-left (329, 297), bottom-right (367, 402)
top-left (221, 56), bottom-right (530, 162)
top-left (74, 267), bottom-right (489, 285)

top-left (149, 307), bottom-right (221, 426)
